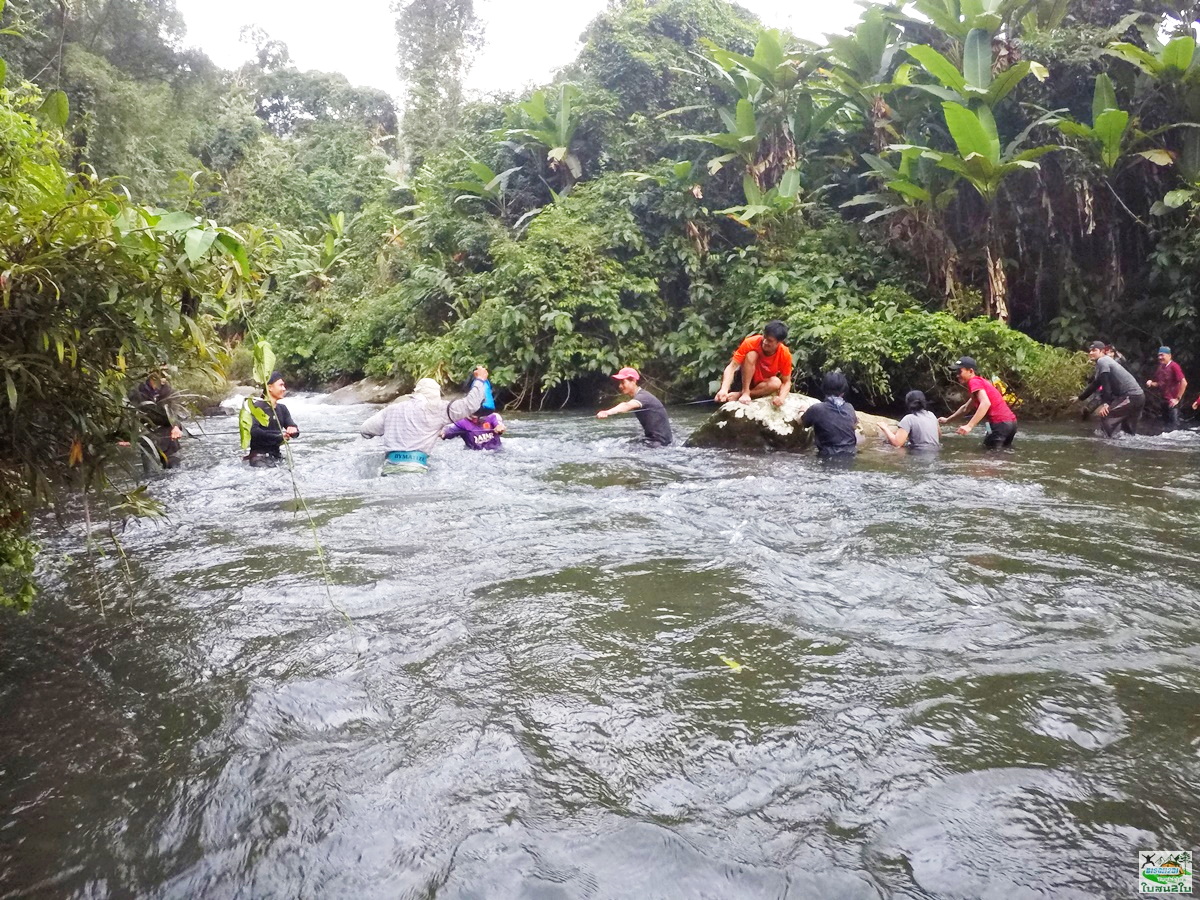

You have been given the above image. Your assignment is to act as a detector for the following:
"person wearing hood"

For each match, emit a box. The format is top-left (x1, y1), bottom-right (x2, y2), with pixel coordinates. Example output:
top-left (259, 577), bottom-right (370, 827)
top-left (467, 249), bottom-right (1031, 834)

top-left (244, 371), bottom-right (300, 468)
top-left (360, 367), bottom-right (489, 474)
top-left (800, 371), bottom-right (859, 456)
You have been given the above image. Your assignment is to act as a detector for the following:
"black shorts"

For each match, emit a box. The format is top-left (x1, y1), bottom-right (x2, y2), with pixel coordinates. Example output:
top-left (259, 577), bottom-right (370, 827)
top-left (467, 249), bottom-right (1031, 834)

top-left (983, 420), bottom-right (1017, 449)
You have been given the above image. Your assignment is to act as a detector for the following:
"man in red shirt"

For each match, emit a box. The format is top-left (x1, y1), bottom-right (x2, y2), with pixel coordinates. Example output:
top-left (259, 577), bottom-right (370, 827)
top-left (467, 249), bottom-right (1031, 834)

top-left (1146, 346), bottom-right (1188, 432)
top-left (939, 356), bottom-right (1019, 448)
top-left (714, 320), bottom-right (792, 407)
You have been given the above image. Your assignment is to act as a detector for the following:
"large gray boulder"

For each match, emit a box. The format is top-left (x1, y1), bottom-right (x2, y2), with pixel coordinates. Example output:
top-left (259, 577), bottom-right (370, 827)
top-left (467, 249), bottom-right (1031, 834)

top-left (686, 395), bottom-right (899, 451)
top-left (322, 377), bottom-right (408, 406)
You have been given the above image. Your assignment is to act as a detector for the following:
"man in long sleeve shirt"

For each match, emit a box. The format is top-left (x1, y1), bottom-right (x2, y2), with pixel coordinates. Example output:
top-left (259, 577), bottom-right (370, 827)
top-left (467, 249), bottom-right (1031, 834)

top-left (1147, 346), bottom-right (1188, 432)
top-left (360, 367), bottom-right (489, 473)
top-left (1078, 341), bottom-right (1144, 438)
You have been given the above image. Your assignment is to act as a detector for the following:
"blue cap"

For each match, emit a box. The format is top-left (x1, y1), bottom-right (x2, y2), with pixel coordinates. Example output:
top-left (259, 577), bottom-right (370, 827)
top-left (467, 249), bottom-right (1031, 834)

top-left (1158, 346), bottom-right (1172, 355)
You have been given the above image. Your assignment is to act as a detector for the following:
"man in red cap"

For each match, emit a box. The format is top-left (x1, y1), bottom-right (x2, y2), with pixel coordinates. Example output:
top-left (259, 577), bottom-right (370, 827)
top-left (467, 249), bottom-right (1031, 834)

top-left (596, 367), bottom-right (673, 447)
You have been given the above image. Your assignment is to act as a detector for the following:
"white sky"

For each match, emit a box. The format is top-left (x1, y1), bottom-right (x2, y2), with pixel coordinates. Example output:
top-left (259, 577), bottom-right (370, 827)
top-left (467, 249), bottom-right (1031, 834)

top-left (174, 0), bottom-right (865, 98)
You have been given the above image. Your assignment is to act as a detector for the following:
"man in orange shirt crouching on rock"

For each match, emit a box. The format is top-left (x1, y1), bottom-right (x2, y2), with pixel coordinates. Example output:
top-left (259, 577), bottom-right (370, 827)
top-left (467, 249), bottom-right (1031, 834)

top-left (714, 320), bottom-right (792, 408)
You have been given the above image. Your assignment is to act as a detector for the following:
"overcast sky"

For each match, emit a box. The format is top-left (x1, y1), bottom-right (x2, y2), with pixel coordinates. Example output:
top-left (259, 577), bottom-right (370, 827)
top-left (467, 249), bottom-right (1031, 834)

top-left (174, 0), bottom-right (865, 98)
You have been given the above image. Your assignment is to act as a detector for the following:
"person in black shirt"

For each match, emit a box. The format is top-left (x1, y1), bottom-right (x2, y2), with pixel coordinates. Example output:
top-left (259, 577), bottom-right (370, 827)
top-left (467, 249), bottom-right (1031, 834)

top-left (245, 371), bottom-right (300, 467)
top-left (127, 371), bottom-right (183, 468)
top-left (800, 371), bottom-right (859, 456)
top-left (596, 366), bottom-right (673, 447)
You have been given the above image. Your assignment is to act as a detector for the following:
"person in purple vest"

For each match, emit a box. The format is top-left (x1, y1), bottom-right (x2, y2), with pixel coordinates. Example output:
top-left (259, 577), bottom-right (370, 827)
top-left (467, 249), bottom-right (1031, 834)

top-left (442, 408), bottom-right (506, 450)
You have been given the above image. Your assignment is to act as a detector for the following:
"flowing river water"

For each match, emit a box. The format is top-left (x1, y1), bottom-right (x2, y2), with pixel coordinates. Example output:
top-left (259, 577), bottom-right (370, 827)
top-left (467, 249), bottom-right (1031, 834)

top-left (2, 396), bottom-right (1199, 899)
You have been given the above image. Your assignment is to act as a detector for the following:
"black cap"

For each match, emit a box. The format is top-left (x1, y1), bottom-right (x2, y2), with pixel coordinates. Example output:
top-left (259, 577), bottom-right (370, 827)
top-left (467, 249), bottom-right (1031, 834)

top-left (1087, 341), bottom-right (1105, 351)
top-left (950, 356), bottom-right (977, 371)
top-left (267, 370), bottom-right (285, 385)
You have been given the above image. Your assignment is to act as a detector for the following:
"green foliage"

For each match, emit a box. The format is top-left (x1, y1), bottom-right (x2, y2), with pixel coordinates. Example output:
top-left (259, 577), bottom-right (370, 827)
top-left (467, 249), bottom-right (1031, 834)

top-left (0, 82), bottom-right (251, 607)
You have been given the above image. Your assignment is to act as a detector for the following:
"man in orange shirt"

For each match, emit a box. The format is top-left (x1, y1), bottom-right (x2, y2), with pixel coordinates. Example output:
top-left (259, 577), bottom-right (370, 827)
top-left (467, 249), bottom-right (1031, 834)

top-left (714, 320), bottom-right (792, 407)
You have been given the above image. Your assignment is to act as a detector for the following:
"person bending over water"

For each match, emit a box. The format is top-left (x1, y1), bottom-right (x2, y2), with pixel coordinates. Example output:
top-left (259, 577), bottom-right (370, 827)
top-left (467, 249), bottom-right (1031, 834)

top-left (360, 367), bottom-right (488, 474)
top-left (244, 371), bottom-right (300, 468)
top-left (800, 371), bottom-right (858, 456)
top-left (596, 367), bottom-right (673, 447)
top-left (443, 408), bottom-right (506, 451)
top-left (939, 357), bottom-right (1018, 448)
top-left (714, 320), bottom-right (792, 408)
top-left (1078, 341), bottom-right (1144, 438)
top-left (879, 390), bottom-right (941, 450)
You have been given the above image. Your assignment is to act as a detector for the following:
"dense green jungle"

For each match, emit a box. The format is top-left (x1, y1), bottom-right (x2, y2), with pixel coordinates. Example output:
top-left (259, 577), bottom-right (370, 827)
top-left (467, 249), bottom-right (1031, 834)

top-left (3, 0), bottom-right (1200, 605)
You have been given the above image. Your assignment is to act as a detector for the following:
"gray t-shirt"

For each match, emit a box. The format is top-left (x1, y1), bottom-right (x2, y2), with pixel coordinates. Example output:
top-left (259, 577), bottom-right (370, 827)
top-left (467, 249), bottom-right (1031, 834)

top-left (898, 410), bottom-right (941, 449)
top-left (1080, 355), bottom-right (1143, 401)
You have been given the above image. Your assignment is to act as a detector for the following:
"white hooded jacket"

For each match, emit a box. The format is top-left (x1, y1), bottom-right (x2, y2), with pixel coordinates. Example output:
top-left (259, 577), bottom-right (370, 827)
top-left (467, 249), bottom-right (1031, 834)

top-left (360, 378), bottom-right (487, 453)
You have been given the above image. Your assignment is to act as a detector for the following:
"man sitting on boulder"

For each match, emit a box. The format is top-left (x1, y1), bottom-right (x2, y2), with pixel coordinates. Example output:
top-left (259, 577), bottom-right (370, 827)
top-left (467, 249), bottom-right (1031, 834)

top-left (714, 320), bottom-right (792, 408)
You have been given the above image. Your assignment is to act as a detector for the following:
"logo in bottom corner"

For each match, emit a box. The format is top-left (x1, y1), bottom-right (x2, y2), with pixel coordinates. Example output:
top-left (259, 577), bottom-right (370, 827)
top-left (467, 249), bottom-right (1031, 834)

top-left (1140, 850), bottom-right (1192, 893)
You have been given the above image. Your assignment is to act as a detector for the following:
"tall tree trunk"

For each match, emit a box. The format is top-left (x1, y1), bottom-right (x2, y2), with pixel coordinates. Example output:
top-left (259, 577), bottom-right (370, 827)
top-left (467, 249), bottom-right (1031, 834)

top-left (985, 222), bottom-right (1009, 322)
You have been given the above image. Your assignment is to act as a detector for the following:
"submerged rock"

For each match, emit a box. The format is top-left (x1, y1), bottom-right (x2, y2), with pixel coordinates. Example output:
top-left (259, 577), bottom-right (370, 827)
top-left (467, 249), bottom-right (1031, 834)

top-left (685, 395), bottom-right (899, 451)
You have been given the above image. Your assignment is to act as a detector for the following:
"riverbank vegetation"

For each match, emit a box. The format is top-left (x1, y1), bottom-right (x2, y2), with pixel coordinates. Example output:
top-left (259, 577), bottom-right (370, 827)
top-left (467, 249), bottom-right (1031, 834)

top-left (3, 0), bottom-right (1200, 603)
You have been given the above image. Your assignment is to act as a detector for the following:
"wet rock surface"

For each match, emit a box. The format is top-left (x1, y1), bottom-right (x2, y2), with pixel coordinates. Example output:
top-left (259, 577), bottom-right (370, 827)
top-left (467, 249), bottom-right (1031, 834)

top-left (686, 395), bottom-right (899, 451)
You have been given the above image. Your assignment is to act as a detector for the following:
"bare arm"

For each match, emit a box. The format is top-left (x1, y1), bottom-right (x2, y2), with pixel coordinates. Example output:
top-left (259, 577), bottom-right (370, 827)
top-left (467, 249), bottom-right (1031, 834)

top-left (939, 400), bottom-right (971, 424)
top-left (597, 399), bottom-right (643, 419)
top-left (715, 360), bottom-right (739, 402)
top-left (958, 390), bottom-right (990, 433)
top-left (878, 422), bottom-right (910, 448)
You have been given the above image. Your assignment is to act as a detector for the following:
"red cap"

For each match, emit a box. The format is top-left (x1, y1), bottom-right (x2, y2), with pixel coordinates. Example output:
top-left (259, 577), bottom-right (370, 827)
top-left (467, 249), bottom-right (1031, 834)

top-left (612, 367), bottom-right (640, 381)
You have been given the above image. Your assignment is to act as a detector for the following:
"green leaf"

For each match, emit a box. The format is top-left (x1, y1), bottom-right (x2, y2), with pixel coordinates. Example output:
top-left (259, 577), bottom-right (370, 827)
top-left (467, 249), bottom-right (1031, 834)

top-left (183, 228), bottom-right (218, 264)
top-left (1092, 73), bottom-right (1119, 124)
top-left (778, 168), bottom-right (801, 199)
top-left (1093, 108), bottom-right (1129, 169)
top-left (36, 90), bottom-right (69, 129)
top-left (1105, 43), bottom-right (1161, 76)
top-left (1164, 188), bottom-right (1194, 208)
top-left (0, 58), bottom-right (6, 86)
top-left (214, 233), bottom-right (250, 278)
top-left (5, 372), bottom-right (16, 411)
top-left (963, 29), bottom-right (992, 89)
top-left (252, 340), bottom-right (276, 387)
top-left (1162, 35), bottom-right (1196, 72)
top-left (1029, 61), bottom-right (1049, 81)
top-left (888, 179), bottom-right (932, 202)
top-left (907, 45), bottom-right (967, 93)
top-left (672, 160), bottom-right (693, 180)
top-left (1057, 120), bottom-right (1093, 139)
top-left (743, 173), bottom-right (763, 205)
top-left (908, 83), bottom-right (965, 104)
top-left (154, 211), bottom-right (198, 233)
top-left (735, 99), bottom-right (756, 138)
top-left (942, 102), bottom-right (997, 164)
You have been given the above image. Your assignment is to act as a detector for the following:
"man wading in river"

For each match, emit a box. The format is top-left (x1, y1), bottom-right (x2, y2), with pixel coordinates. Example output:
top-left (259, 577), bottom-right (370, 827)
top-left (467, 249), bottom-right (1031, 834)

top-left (360, 366), bottom-right (489, 474)
top-left (939, 357), bottom-right (1019, 448)
top-left (244, 372), bottom-right (300, 468)
top-left (1147, 346), bottom-right (1187, 433)
top-left (596, 367), bottom-right (673, 447)
top-left (1078, 341), bottom-right (1144, 438)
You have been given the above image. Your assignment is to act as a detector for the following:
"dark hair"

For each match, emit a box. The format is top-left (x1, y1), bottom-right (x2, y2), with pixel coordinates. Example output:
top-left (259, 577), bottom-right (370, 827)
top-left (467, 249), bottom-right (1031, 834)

top-left (473, 406), bottom-right (494, 418)
top-left (763, 320), bottom-right (788, 342)
top-left (904, 390), bottom-right (928, 412)
top-left (822, 371), bottom-right (849, 397)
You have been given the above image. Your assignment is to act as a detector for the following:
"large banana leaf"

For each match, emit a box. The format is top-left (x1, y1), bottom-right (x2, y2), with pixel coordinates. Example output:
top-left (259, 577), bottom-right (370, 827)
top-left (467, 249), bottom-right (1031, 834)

top-left (907, 45), bottom-right (967, 93)
top-left (1093, 109), bottom-right (1130, 169)
top-left (943, 102), bottom-right (999, 165)
top-left (963, 28), bottom-right (993, 89)
top-left (1092, 73), bottom-right (1119, 124)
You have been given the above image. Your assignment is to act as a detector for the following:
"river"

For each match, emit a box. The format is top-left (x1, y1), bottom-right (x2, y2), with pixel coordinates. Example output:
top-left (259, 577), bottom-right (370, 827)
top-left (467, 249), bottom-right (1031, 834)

top-left (2, 396), bottom-right (1198, 898)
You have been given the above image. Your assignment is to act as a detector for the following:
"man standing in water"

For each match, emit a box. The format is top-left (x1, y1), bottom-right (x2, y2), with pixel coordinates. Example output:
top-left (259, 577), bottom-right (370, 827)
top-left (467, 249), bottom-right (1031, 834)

top-left (1078, 341), bottom-right (1144, 438)
top-left (939, 357), bottom-right (1019, 448)
top-left (245, 371), bottom-right (300, 467)
top-left (128, 368), bottom-right (183, 468)
top-left (597, 367), bottom-right (673, 447)
top-left (360, 367), bottom-right (489, 474)
top-left (714, 320), bottom-right (792, 408)
top-left (1146, 346), bottom-right (1187, 432)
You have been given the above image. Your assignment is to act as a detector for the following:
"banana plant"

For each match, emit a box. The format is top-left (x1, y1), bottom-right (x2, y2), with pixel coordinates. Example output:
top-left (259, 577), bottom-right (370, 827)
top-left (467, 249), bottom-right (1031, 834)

top-left (449, 158), bottom-right (522, 216)
top-left (824, 6), bottom-right (906, 147)
top-left (1106, 32), bottom-right (1199, 81)
top-left (718, 169), bottom-right (802, 227)
top-left (900, 29), bottom-right (1048, 110)
top-left (504, 84), bottom-right (583, 188)
top-left (898, 0), bottom-right (1031, 43)
top-left (893, 101), bottom-right (1060, 319)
